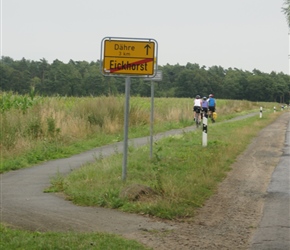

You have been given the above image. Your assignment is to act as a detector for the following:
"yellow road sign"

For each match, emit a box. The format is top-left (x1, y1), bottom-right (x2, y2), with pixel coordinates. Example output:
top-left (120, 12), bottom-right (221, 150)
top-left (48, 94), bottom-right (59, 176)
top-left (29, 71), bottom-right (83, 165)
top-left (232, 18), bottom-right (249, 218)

top-left (102, 38), bottom-right (156, 76)
top-left (104, 40), bottom-right (155, 58)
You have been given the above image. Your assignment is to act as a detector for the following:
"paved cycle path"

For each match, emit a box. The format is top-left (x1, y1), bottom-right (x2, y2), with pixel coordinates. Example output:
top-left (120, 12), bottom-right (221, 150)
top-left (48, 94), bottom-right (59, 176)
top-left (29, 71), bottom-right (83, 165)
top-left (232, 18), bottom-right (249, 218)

top-left (0, 115), bottom-right (216, 234)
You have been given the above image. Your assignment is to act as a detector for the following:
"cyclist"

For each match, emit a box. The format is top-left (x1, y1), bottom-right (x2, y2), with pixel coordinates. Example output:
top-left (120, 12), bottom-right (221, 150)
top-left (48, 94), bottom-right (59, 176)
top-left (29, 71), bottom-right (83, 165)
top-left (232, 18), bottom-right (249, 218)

top-left (208, 94), bottom-right (216, 122)
top-left (201, 96), bottom-right (209, 119)
top-left (193, 95), bottom-right (202, 123)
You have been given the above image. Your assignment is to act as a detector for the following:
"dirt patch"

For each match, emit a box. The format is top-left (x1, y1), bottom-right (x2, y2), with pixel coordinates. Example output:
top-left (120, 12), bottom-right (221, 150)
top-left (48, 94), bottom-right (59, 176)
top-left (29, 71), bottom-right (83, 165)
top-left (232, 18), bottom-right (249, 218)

top-left (119, 184), bottom-right (157, 201)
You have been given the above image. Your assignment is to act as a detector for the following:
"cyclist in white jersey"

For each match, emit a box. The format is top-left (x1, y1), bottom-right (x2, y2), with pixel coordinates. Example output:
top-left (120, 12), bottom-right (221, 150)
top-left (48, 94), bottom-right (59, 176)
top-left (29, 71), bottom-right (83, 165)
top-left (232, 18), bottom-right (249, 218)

top-left (193, 95), bottom-right (202, 122)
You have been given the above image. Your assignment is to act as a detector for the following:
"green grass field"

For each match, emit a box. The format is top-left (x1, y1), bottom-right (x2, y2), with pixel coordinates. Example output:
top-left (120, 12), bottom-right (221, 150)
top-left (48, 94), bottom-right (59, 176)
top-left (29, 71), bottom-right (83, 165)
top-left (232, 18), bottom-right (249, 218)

top-left (0, 94), bottom-right (277, 173)
top-left (50, 111), bottom-right (281, 220)
top-left (0, 93), bottom-right (284, 249)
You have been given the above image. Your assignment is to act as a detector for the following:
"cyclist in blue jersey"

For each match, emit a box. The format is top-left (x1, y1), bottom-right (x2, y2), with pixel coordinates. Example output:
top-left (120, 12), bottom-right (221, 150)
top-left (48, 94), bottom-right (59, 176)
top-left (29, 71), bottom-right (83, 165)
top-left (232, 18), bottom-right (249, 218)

top-left (208, 94), bottom-right (216, 122)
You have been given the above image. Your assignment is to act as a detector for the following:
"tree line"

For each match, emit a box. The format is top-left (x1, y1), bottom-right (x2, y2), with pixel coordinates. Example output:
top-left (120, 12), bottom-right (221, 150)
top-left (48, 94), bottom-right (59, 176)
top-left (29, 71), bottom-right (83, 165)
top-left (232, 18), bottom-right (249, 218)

top-left (0, 56), bottom-right (289, 103)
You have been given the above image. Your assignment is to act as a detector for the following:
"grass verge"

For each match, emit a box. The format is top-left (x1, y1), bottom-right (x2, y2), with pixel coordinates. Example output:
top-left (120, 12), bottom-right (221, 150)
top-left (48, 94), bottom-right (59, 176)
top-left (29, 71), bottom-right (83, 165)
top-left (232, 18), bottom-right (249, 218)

top-left (0, 224), bottom-right (150, 250)
top-left (49, 111), bottom-right (282, 220)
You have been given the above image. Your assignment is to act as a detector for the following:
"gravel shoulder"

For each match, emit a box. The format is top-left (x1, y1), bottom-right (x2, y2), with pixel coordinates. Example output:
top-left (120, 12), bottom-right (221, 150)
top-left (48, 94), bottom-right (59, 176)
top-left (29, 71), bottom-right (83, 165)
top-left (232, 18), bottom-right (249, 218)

top-left (1, 112), bottom-right (289, 250)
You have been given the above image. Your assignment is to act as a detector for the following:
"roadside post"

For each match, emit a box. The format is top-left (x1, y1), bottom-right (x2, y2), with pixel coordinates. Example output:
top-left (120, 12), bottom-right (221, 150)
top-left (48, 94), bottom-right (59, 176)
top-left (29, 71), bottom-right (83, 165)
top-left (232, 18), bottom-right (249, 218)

top-left (144, 70), bottom-right (162, 159)
top-left (274, 106), bottom-right (276, 113)
top-left (202, 114), bottom-right (208, 147)
top-left (100, 37), bottom-right (158, 181)
top-left (260, 107), bottom-right (263, 118)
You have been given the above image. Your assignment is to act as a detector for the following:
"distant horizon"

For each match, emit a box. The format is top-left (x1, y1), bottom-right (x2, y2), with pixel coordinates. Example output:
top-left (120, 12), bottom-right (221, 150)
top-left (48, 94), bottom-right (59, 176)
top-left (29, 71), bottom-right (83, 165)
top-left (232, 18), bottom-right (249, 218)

top-left (1, 54), bottom-right (288, 75)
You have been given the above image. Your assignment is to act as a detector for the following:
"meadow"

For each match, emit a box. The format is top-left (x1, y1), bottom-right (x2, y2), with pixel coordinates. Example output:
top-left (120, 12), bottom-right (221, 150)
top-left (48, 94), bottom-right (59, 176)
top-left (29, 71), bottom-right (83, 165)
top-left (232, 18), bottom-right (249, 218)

top-left (0, 92), bottom-right (276, 173)
top-left (0, 92), bottom-right (283, 249)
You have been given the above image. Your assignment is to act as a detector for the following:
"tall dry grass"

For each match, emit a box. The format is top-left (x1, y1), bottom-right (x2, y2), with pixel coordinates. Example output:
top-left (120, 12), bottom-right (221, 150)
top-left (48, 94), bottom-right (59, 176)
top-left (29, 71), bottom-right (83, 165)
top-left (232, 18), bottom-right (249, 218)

top-left (0, 95), bottom-right (277, 161)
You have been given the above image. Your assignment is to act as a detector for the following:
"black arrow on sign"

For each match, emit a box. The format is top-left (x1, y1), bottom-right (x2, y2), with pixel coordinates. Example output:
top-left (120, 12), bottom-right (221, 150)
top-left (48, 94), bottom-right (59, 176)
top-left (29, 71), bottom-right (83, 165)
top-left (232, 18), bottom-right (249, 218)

top-left (144, 44), bottom-right (151, 55)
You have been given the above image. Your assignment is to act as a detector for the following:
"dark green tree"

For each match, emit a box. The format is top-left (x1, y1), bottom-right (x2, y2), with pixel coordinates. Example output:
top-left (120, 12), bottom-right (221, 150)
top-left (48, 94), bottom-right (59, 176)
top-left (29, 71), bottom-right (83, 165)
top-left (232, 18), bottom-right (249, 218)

top-left (207, 66), bottom-right (226, 97)
top-left (282, 0), bottom-right (290, 27)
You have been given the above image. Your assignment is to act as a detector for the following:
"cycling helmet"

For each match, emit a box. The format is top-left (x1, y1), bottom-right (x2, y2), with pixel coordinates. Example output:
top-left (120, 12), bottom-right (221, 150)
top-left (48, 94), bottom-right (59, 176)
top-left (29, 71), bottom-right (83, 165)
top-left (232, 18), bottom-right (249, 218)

top-left (209, 94), bottom-right (214, 97)
top-left (196, 95), bottom-right (200, 99)
top-left (203, 96), bottom-right (207, 100)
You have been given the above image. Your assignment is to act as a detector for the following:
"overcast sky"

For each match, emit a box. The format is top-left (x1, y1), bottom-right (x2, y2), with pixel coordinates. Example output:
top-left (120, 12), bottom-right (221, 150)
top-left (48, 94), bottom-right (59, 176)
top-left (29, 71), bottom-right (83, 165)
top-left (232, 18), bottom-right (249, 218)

top-left (1, 0), bottom-right (289, 74)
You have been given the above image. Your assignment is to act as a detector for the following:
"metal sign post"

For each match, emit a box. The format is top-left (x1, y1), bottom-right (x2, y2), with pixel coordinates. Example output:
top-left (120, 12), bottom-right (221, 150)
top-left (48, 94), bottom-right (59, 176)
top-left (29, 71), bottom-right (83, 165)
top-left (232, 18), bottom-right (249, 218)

top-left (144, 70), bottom-right (162, 159)
top-left (122, 77), bottom-right (130, 181)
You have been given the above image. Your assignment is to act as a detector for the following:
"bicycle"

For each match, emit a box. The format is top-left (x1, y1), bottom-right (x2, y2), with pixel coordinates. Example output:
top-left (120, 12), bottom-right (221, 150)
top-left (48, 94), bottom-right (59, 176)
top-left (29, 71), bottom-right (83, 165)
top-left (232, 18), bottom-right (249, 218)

top-left (208, 110), bottom-right (215, 123)
top-left (194, 108), bottom-right (202, 128)
top-left (202, 108), bottom-right (208, 120)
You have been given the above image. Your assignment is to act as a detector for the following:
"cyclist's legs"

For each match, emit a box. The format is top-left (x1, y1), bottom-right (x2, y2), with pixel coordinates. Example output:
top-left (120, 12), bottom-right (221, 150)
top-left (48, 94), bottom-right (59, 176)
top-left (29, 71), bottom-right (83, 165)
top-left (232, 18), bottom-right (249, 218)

top-left (193, 106), bottom-right (199, 120)
top-left (209, 106), bottom-right (215, 121)
top-left (202, 107), bottom-right (208, 118)
top-left (196, 107), bottom-right (201, 122)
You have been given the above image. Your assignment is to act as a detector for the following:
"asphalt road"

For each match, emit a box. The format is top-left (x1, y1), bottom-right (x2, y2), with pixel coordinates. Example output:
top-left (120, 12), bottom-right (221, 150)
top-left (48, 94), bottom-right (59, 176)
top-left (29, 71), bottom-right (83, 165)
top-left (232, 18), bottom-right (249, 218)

top-left (250, 113), bottom-right (290, 250)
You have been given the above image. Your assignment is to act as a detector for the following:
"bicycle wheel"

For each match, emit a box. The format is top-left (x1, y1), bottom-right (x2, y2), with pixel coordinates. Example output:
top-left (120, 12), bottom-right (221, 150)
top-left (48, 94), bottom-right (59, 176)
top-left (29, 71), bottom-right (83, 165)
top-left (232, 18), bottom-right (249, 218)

top-left (210, 113), bottom-right (215, 123)
top-left (209, 112), bottom-right (214, 123)
top-left (195, 114), bottom-right (199, 128)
